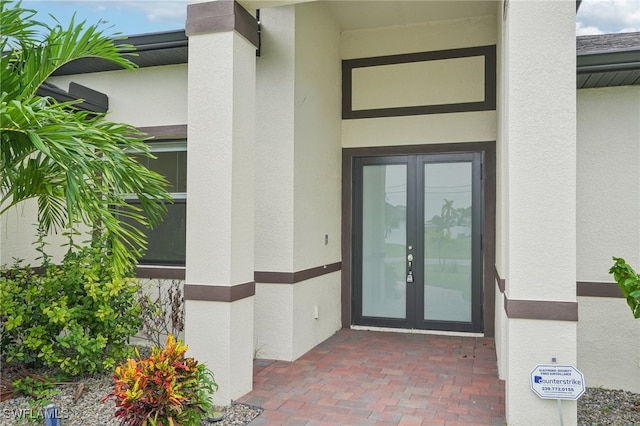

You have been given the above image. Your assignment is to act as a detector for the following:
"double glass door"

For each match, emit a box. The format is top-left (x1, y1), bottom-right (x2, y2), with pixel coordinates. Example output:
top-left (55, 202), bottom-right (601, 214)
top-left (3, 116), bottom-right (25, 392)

top-left (353, 153), bottom-right (483, 332)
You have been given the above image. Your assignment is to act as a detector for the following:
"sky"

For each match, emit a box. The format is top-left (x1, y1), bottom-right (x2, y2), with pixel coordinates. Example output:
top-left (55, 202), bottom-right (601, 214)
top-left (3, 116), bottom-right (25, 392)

top-left (19, 0), bottom-right (640, 38)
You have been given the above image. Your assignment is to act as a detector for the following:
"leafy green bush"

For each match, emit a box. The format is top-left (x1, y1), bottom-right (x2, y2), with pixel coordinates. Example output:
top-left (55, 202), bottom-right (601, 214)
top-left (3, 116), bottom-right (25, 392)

top-left (0, 235), bottom-right (143, 375)
top-left (12, 375), bottom-right (59, 401)
top-left (609, 257), bottom-right (640, 319)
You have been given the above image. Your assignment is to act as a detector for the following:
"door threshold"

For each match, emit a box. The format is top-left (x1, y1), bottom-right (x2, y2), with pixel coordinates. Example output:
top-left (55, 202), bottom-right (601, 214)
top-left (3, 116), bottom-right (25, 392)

top-left (350, 325), bottom-right (484, 338)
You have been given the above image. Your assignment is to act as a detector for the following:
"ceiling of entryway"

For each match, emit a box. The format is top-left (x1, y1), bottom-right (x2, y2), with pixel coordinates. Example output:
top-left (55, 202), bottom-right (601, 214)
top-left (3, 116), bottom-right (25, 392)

top-left (241, 0), bottom-right (498, 31)
top-left (324, 1), bottom-right (498, 31)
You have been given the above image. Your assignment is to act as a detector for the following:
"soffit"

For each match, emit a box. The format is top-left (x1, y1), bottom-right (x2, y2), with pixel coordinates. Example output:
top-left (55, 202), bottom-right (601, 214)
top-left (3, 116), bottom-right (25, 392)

top-left (52, 30), bottom-right (188, 76)
top-left (577, 32), bottom-right (640, 89)
top-left (323, 1), bottom-right (497, 31)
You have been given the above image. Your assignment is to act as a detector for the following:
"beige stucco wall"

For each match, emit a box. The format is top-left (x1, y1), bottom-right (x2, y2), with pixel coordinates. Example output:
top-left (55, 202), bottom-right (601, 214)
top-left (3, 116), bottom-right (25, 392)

top-left (576, 86), bottom-right (640, 393)
top-left (341, 15), bottom-right (497, 148)
top-left (255, 272), bottom-right (341, 361)
top-left (1, 200), bottom-right (69, 266)
top-left (255, 5), bottom-right (296, 273)
top-left (47, 64), bottom-right (187, 128)
top-left (578, 297), bottom-right (640, 392)
top-left (185, 26), bottom-right (257, 404)
top-left (576, 86), bottom-right (640, 280)
top-left (500, 1), bottom-right (577, 424)
top-left (253, 2), bottom-right (342, 362)
top-left (292, 2), bottom-right (342, 271)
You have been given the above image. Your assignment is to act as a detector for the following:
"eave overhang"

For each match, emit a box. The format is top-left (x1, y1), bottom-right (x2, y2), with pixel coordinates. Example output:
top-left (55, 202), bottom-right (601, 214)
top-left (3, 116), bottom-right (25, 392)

top-left (577, 48), bottom-right (640, 88)
top-left (577, 32), bottom-right (640, 89)
top-left (52, 30), bottom-right (188, 76)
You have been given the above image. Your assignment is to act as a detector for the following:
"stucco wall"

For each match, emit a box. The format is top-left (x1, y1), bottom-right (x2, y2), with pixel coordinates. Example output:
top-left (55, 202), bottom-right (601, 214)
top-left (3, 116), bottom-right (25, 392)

top-left (576, 86), bottom-right (640, 393)
top-left (184, 26), bottom-right (257, 404)
top-left (578, 297), bottom-right (640, 392)
top-left (292, 272), bottom-right (341, 359)
top-left (576, 86), bottom-right (640, 280)
top-left (500, 1), bottom-right (577, 423)
top-left (341, 15), bottom-right (497, 148)
top-left (48, 64), bottom-right (187, 128)
top-left (253, 2), bottom-right (342, 361)
top-left (255, 5), bottom-right (296, 273)
top-left (255, 271), bottom-right (341, 361)
top-left (293, 2), bottom-right (342, 271)
top-left (1, 200), bottom-right (71, 266)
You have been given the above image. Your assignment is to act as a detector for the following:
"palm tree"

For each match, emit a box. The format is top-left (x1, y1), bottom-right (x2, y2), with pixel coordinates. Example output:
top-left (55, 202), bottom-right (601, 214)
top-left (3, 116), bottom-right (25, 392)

top-left (0, 1), bottom-right (171, 275)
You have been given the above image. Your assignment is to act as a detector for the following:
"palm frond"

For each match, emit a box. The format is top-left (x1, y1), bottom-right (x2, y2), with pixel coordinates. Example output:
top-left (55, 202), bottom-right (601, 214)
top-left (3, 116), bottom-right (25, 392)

top-left (1, 1), bottom-right (137, 101)
top-left (1, 2), bottom-right (172, 276)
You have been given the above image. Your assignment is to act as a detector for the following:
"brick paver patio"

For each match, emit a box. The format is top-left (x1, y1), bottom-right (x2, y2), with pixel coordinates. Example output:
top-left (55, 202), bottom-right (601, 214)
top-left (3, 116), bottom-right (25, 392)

top-left (238, 329), bottom-right (505, 425)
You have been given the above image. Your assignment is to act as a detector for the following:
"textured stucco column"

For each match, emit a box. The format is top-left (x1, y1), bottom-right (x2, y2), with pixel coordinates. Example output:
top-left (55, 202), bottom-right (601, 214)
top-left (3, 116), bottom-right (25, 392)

top-left (184, 0), bottom-right (257, 405)
top-left (501, 0), bottom-right (577, 424)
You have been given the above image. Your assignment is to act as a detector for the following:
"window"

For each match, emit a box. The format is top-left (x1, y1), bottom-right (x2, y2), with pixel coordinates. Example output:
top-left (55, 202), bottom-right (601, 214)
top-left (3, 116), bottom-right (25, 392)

top-left (126, 140), bottom-right (187, 266)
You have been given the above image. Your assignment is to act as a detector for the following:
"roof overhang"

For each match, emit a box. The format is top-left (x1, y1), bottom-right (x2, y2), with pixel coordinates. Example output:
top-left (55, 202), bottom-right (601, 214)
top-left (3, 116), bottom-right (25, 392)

top-left (52, 30), bottom-right (188, 76)
top-left (577, 33), bottom-right (640, 89)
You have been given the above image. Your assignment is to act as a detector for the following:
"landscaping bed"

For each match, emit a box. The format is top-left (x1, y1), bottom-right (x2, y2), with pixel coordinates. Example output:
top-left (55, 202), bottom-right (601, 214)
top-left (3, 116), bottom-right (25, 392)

top-left (0, 365), bottom-right (262, 426)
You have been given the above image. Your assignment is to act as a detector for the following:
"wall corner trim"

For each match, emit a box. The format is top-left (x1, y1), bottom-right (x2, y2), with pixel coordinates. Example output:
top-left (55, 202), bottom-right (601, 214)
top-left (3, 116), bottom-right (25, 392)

top-left (255, 262), bottom-right (342, 285)
top-left (138, 124), bottom-right (187, 140)
top-left (496, 266), bottom-right (579, 321)
top-left (504, 296), bottom-right (578, 321)
top-left (577, 281), bottom-right (624, 298)
top-left (184, 281), bottom-right (255, 302)
top-left (186, 0), bottom-right (259, 47)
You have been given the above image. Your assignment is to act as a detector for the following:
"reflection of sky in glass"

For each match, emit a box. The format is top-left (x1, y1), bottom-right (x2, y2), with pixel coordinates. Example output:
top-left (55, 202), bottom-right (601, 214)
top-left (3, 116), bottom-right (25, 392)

top-left (424, 163), bottom-right (471, 221)
top-left (385, 165), bottom-right (407, 208)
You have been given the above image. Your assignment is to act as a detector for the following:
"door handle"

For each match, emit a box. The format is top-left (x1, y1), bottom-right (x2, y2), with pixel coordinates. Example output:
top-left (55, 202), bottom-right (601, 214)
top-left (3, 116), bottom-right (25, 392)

top-left (407, 253), bottom-right (414, 283)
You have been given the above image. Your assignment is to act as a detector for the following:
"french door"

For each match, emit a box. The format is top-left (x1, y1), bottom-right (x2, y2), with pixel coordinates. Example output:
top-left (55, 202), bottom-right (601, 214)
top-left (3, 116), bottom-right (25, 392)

top-left (352, 153), bottom-right (483, 332)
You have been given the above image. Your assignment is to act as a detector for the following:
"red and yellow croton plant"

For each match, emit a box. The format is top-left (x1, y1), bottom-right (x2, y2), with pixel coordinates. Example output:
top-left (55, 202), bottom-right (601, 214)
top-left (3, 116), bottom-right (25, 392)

top-left (102, 335), bottom-right (218, 426)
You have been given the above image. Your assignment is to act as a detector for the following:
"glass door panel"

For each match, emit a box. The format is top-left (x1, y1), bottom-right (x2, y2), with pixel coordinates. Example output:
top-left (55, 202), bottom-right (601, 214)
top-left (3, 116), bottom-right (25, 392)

top-left (353, 152), bottom-right (482, 332)
top-left (361, 164), bottom-right (407, 319)
top-left (423, 162), bottom-right (473, 322)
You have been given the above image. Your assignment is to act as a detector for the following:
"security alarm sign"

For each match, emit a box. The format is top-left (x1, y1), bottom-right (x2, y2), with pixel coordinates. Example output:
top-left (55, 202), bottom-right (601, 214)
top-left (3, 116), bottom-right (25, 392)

top-left (530, 364), bottom-right (585, 400)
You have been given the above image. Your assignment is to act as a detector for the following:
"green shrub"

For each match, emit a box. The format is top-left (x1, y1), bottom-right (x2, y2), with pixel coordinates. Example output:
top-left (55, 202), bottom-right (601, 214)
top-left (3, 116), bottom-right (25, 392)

top-left (0, 235), bottom-right (143, 375)
top-left (609, 257), bottom-right (640, 319)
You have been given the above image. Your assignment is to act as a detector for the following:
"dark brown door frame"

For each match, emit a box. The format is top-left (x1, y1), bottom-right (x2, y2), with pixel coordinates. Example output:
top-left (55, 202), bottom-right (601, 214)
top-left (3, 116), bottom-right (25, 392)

top-left (341, 141), bottom-right (496, 336)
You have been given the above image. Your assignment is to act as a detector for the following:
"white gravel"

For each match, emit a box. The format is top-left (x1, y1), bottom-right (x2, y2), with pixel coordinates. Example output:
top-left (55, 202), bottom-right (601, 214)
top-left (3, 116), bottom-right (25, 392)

top-left (577, 387), bottom-right (640, 426)
top-left (0, 373), bottom-right (261, 426)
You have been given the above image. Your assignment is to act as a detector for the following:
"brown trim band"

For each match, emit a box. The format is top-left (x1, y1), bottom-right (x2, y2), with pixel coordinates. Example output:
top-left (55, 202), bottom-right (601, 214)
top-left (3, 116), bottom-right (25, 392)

top-left (138, 124), bottom-right (187, 140)
top-left (136, 266), bottom-right (186, 280)
top-left (184, 281), bottom-right (255, 302)
top-left (496, 266), bottom-right (578, 321)
top-left (186, 1), bottom-right (259, 47)
top-left (255, 262), bottom-right (342, 285)
top-left (504, 296), bottom-right (579, 321)
top-left (577, 281), bottom-right (624, 298)
top-left (497, 266), bottom-right (624, 300)
top-left (342, 45), bottom-right (496, 119)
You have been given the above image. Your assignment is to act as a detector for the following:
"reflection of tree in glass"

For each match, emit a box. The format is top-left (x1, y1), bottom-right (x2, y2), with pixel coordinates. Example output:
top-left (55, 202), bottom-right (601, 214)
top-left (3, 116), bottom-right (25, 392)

top-left (427, 199), bottom-right (470, 268)
top-left (384, 202), bottom-right (406, 237)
